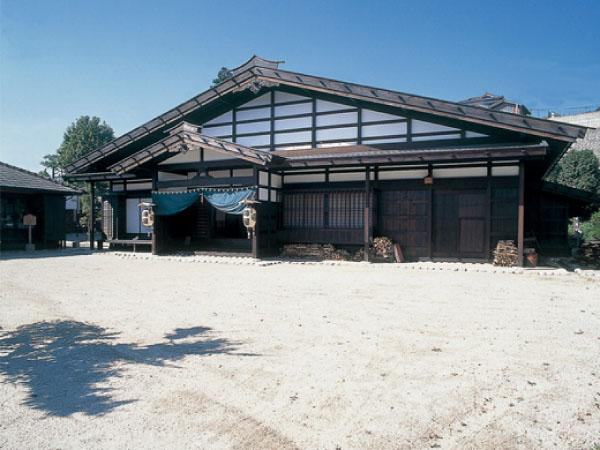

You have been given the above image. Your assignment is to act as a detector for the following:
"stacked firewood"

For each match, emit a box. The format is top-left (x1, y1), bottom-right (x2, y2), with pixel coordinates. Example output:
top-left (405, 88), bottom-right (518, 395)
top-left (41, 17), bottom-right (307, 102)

top-left (493, 240), bottom-right (519, 266)
top-left (282, 243), bottom-right (349, 260)
top-left (372, 237), bottom-right (394, 261)
top-left (578, 240), bottom-right (600, 268)
top-left (353, 237), bottom-right (397, 262)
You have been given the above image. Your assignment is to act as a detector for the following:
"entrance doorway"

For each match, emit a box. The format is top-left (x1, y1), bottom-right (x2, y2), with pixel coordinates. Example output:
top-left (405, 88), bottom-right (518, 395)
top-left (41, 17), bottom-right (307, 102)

top-left (213, 210), bottom-right (246, 239)
top-left (433, 190), bottom-right (487, 259)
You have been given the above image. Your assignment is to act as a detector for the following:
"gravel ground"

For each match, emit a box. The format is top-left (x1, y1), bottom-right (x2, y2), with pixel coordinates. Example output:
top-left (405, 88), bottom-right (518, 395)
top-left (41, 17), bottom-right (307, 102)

top-left (1, 251), bottom-right (599, 450)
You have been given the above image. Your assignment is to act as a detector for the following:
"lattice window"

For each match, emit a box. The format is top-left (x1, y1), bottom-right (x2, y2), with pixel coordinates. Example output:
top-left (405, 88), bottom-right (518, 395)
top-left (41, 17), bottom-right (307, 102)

top-left (283, 192), bottom-right (324, 228)
top-left (328, 191), bottom-right (365, 229)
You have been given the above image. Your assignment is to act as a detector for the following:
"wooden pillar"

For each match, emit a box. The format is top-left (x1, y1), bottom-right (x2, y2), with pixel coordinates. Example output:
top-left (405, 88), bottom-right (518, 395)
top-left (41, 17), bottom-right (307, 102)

top-left (485, 162), bottom-right (492, 260)
top-left (151, 172), bottom-right (159, 255)
top-left (517, 162), bottom-right (525, 266)
top-left (364, 167), bottom-right (370, 262)
top-left (89, 181), bottom-right (95, 250)
top-left (252, 167), bottom-right (259, 259)
top-left (427, 164), bottom-right (433, 260)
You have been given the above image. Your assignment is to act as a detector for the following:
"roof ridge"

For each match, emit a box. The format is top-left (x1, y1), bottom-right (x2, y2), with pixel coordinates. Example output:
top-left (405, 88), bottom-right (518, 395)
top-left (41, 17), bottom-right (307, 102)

top-left (0, 160), bottom-right (81, 192)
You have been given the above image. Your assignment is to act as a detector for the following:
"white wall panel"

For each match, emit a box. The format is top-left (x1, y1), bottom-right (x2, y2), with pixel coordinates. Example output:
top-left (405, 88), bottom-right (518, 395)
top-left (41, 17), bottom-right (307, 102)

top-left (412, 120), bottom-right (460, 134)
top-left (317, 141), bottom-right (357, 148)
top-left (412, 133), bottom-right (461, 141)
top-left (274, 102), bottom-right (312, 117)
top-left (239, 93), bottom-right (271, 108)
top-left (258, 188), bottom-right (269, 201)
top-left (236, 120), bottom-right (270, 134)
top-left (233, 168), bottom-right (254, 177)
top-left (433, 167), bottom-right (487, 178)
top-left (362, 122), bottom-right (407, 137)
top-left (126, 182), bottom-right (152, 191)
top-left (204, 111), bottom-right (233, 125)
top-left (465, 131), bottom-right (489, 138)
top-left (236, 107), bottom-right (270, 121)
top-left (362, 137), bottom-right (407, 144)
top-left (492, 165), bottom-right (519, 176)
top-left (258, 171), bottom-right (269, 186)
top-left (362, 109), bottom-right (405, 122)
top-left (316, 111), bottom-right (358, 127)
top-left (236, 134), bottom-right (271, 147)
top-left (378, 169), bottom-right (428, 180)
top-left (271, 173), bottom-right (282, 188)
top-left (202, 149), bottom-right (231, 161)
top-left (274, 116), bottom-right (312, 131)
top-left (158, 171), bottom-right (187, 181)
top-left (316, 127), bottom-right (357, 141)
top-left (208, 170), bottom-right (231, 178)
top-left (202, 124), bottom-right (232, 137)
top-left (274, 91), bottom-right (310, 103)
top-left (274, 130), bottom-right (311, 145)
top-left (329, 171), bottom-right (365, 182)
top-left (283, 173), bottom-right (326, 183)
top-left (159, 149), bottom-right (201, 164)
top-left (316, 99), bottom-right (353, 112)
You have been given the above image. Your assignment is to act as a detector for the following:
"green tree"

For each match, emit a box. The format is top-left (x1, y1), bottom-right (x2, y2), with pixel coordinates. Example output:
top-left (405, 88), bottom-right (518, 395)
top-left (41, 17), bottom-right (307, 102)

top-left (39, 153), bottom-right (60, 179)
top-left (42, 116), bottom-right (115, 231)
top-left (547, 149), bottom-right (600, 195)
top-left (212, 67), bottom-right (233, 86)
top-left (56, 116), bottom-right (114, 173)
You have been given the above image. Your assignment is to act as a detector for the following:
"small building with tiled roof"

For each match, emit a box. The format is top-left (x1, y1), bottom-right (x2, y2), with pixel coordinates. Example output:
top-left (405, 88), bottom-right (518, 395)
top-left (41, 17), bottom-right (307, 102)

top-left (0, 161), bottom-right (81, 250)
top-left (460, 92), bottom-right (531, 116)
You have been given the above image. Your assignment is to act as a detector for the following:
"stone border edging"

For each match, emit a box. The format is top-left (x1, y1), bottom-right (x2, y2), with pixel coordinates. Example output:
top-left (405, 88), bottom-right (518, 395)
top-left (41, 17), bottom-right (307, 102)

top-left (104, 251), bottom-right (600, 279)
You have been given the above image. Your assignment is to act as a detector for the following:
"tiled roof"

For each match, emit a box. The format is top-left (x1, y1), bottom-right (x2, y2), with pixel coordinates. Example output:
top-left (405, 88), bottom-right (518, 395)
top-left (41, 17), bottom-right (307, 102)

top-left (0, 161), bottom-right (81, 194)
top-left (64, 55), bottom-right (587, 175)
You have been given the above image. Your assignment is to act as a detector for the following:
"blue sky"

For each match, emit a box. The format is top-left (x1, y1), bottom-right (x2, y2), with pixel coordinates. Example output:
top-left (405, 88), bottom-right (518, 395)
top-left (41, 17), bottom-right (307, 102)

top-left (1, 0), bottom-right (599, 171)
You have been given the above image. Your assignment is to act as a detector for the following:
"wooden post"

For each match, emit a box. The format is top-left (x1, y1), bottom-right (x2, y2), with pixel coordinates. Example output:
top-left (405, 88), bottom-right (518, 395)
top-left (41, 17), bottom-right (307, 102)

top-left (364, 167), bottom-right (370, 262)
top-left (427, 164), bottom-right (433, 260)
top-left (151, 172), bottom-right (158, 255)
top-left (89, 181), bottom-right (95, 250)
top-left (517, 162), bottom-right (525, 266)
top-left (485, 162), bottom-right (492, 261)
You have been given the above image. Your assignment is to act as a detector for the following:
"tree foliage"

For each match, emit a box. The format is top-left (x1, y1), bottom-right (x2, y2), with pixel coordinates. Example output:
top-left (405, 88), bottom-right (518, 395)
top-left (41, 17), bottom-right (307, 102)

top-left (212, 67), bottom-right (233, 87)
top-left (40, 116), bottom-right (115, 179)
top-left (40, 116), bottom-right (115, 231)
top-left (580, 210), bottom-right (600, 241)
top-left (547, 149), bottom-right (600, 195)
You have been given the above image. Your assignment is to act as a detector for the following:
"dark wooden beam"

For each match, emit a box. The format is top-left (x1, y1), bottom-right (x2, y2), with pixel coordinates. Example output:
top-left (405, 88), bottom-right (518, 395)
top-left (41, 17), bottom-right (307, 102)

top-left (157, 160), bottom-right (253, 172)
top-left (89, 182), bottom-right (95, 250)
top-left (151, 171), bottom-right (159, 255)
top-left (364, 167), bottom-right (370, 262)
top-left (517, 162), bottom-right (525, 266)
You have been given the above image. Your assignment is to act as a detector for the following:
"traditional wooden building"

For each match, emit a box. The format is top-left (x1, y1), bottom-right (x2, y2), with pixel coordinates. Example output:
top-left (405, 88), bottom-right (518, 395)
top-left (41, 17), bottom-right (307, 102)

top-left (64, 56), bottom-right (589, 262)
top-left (0, 161), bottom-right (80, 250)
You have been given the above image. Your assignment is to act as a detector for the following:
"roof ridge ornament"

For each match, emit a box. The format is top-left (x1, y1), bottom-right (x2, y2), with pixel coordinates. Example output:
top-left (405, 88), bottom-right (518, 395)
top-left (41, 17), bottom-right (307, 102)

top-left (231, 55), bottom-right (284, 76)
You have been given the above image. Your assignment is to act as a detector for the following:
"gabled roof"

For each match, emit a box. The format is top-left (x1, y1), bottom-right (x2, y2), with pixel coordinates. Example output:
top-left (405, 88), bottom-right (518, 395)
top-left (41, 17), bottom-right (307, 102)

top-left (109, 122), bottom-right (279, 174)
top-left (64, 55), bottom-right (588, 175)
top-left (0, 161), bottom-right (81, 194)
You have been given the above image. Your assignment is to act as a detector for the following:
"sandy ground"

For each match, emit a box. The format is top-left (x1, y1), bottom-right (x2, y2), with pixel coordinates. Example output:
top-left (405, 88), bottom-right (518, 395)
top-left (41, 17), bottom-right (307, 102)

top-left (0, 252), bottom-right (599, 450)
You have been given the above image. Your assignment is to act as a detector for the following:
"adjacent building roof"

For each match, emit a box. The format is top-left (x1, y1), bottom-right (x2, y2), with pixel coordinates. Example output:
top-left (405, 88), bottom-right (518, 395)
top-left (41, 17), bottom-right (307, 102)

top-left (64, 55), bottom-right (588, 175)
top-left (460, 92), bottom-right (531, 116)
top-left (0, 161), bottom-right (81, 194)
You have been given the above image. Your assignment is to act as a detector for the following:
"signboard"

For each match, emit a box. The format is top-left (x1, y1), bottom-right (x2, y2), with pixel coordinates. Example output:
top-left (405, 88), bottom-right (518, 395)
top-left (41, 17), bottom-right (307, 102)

top-left (23, 214), bottom-right (37, 226)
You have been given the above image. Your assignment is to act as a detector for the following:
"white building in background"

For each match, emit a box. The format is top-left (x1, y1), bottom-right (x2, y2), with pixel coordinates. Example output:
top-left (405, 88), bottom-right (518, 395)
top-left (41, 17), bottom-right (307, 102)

top-left (549, 109), bottom-right (600, 157)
